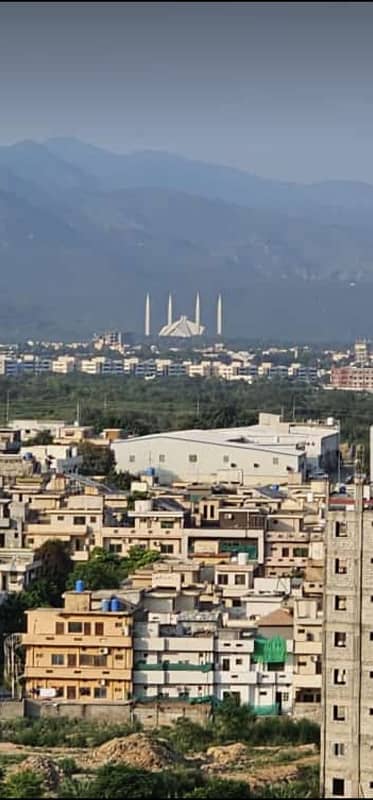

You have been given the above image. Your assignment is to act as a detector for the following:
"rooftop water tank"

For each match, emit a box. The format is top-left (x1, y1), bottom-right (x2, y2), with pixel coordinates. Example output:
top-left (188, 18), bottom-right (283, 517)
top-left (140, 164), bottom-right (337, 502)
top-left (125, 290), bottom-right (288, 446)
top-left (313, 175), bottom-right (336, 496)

top-left (237, 552), bottom-right (249, 566)
top-left (101, 598), bottom-right (111, 613)
top-left (110, 597), bottom-right (122, 612)
top-left (75, 580), bottom-right (85, 593)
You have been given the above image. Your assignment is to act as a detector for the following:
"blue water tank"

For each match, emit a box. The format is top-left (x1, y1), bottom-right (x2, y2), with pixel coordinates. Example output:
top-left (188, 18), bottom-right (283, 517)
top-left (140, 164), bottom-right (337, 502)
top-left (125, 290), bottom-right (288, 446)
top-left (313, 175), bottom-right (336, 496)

top-left (101, 598), bottom-right (111, 612)
top-left (75, 580), bottom-right (85, 593)
top-left (110, 597), bottom-right (122, 612)
top-left (144, 467), bottom-right (155, 476)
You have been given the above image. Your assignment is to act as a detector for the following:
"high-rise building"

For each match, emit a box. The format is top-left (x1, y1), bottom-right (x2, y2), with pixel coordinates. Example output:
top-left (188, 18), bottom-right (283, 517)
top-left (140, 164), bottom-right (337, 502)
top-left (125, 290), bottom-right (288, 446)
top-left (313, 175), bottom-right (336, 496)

top-left (320, 477), bottom-right (373, 798)
top-left (354, 339), bottom-right (370, 365)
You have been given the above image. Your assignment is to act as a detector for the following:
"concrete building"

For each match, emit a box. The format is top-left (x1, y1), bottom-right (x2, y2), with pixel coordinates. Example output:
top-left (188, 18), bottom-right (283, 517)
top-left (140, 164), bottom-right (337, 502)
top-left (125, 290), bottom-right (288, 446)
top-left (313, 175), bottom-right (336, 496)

top-left (292, 594), bottom-right (322, 721)
top-left (112, 413), bottom-right (339, 487)
top-left (23, 588), bottom-right (134, 702)
top-left (320, 480), bottom-right (373, 799)
top-left (20, 444), bottom-right (82, 475)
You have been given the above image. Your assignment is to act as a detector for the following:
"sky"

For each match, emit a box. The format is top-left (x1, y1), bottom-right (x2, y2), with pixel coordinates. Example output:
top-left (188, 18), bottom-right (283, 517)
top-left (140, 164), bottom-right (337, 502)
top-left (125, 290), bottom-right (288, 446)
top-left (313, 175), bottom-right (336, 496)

top-left (1, 1), bottom-right (373, 182)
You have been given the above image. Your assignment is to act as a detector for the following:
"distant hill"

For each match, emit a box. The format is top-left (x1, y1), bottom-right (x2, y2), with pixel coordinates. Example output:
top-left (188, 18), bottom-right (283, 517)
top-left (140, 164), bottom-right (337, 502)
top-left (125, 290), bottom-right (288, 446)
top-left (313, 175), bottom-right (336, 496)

top-left (0, 138), bottom-right (373, 340)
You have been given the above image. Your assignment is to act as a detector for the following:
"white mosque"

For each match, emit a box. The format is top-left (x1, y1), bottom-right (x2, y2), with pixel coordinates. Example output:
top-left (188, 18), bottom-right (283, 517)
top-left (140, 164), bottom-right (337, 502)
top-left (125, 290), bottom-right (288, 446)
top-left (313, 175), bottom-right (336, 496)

top-left (144, 292), bottom-right (223, 338)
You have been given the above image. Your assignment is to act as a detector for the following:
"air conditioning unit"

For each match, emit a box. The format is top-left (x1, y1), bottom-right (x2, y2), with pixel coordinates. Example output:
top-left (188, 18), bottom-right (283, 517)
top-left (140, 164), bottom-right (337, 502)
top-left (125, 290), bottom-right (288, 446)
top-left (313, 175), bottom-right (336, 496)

top-left (100, 648), bottom-right (109, 655)
top-left (100, 679), bottom-right (106, 686)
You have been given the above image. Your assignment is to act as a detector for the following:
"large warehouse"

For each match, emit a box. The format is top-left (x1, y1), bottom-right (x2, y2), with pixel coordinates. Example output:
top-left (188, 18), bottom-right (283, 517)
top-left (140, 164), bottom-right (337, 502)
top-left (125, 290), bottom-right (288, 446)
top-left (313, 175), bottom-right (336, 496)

top-left (112, 414), bottom-right (339, 487)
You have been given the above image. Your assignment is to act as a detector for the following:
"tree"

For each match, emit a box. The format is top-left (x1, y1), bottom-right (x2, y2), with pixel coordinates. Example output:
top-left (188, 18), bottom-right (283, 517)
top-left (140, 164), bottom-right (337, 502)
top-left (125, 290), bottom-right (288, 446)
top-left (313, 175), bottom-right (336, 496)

top-left (82, 764), bottom-right (160, 799)
top-left (4, 771), bottom-right (44, 799)
top-left (67, 546), bottom-right (161, 591)
top-left (105, 469), bottom-right (133, 491)
top-left (34, 539), bottom-right (73, 605)
top-left (184, 778), bottom-right (251, 799)
top-left (78, 442), bottom-right (115, 476)
top-left (67, 548), bottom-right (123, 590)
top-left (212, 696), bottom-right (256, 743)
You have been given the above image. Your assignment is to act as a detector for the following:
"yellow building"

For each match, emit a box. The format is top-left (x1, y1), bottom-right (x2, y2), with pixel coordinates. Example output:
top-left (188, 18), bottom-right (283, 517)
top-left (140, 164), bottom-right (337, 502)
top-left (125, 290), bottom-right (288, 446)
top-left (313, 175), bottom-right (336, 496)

top-left (23, 589), bottom-right (134, 702)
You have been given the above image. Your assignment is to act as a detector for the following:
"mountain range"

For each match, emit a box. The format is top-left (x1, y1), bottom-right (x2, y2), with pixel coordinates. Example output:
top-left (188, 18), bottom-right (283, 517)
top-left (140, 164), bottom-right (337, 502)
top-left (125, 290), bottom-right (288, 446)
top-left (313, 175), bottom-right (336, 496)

top-left (1, 137), bottom-right (373, 341)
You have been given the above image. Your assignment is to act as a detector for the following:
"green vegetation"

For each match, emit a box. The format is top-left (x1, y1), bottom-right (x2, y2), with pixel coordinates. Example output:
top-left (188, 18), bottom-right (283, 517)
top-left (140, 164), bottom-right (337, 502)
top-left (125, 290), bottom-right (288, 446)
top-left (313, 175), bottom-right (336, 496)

top-left (67, 546), bottom-right (160, 591)
top-left (1, 770), bottom-right (44, 799)
top-left (0, 544), bottom-right (160, 644)
top-left (0, 372), bottom-right (370, 467)
top-left (159, 701), bottom-right (320, 751)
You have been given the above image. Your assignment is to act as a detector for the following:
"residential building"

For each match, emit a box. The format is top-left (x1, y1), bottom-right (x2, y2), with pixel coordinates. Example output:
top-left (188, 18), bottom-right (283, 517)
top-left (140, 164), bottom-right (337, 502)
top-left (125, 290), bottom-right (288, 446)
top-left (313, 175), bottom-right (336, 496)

top-left (292, 594), bottom-right (322, 720)
top-left (23, 588), bottom-right (134, 702)
top-left (320, 479), bottom-right (373, 799)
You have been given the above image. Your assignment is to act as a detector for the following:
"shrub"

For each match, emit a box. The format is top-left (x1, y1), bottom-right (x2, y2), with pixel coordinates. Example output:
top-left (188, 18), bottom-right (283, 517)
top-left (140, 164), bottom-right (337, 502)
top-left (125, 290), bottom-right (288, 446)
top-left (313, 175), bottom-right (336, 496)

top-left (4, 770), bottom-right (44, 799)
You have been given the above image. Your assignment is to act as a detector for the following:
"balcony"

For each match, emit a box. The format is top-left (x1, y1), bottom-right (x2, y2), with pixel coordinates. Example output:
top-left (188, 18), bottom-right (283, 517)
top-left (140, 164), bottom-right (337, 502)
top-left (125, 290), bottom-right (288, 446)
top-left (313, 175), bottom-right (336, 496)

top-left (294, 640), bottom-right (322, 655)
top-left (134, 661), bottom-right (214, 672)
top-left (24, 666), bottom-right (131, 680)
top-left (22, 634), bottom-right (132, 647)
top-left (293, 673), bottom-right (322, 689)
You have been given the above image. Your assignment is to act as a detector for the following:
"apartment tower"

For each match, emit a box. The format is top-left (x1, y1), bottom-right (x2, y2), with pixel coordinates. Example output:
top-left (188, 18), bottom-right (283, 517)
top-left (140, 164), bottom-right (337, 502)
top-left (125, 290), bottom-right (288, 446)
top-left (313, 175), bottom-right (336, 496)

top-left (321, 476), bottom-right (373, 798)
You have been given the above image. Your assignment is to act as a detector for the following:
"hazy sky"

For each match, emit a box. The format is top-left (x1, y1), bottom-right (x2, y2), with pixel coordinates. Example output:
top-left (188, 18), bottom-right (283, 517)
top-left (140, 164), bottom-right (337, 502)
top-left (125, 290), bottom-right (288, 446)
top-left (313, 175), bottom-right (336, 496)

top-left (1, 1), bottom-right (373, 182)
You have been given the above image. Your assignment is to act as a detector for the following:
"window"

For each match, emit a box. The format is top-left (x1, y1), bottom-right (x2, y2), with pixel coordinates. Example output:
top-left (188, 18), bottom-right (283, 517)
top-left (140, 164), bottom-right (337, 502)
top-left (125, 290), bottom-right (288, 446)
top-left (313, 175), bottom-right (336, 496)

top-left (68, 622), bottom-right (82, 634)
top-left (94, 687), bottom-right (107, 699)
top-left (90, 516), bottom-right (97, 523)
top-left (217, 574), bottom-right (228, 585)
top-left (51, 654), bottom-right (64, 666)
top-left (369, 709), bottom-right (373, 716)
top-left (335, 521), bottom-right (347, 538)
top-left (222, 658), bottom-right (230, 671)
top-left (109, 543), bottom-right (122, 554)
top-left (335, 596), bottom-right (346, 611)
top-left (223, 455), bottom-right (229, 463)
top-left (273, 457), bottom-right (279, 465)
top-left (66, 686), bottom-right (76, 700)
top-left (79, 687), bottom-right (91, 696)
top-left (129, 455), bottom-right (135, 463)
top-left (95, 623), bottom-right (104, 636)
top-left (234, 574), bottom-right (246, 585)
top-left (84, 623), bottom-right (91, 636)
top-left (67, 654), bottom-right (77, 667)
top-left (282, 547), bottom-right (289, 557)
top-left (56, 622), bottom-right (64, 635)
top-left (334, 632), bottom-right (346, 648)
top-left (80, 654), bottom-right (107, 667)
top-left (159, 454), bottom-right (165, 463)
top-left (161, 520), bottom-right (174, 528)
top-left (333, 705), bottom-right (346, 721)
top-left (189, 454), bottom-right (198, 463)
top-left (57, 515), bottom-right (64, 521)
top-left (282, 692), bottom-right (289, 702)
top-left (332, 778), bottom-right (345, 796)
top-left (73, 516), bottom-right (86, 525)
top-left (334, 669), bottom-right (346, 685)
top-left (294, 547), bottom-right (308, 557)
top-left (160, 544), bottom-right (174, 554)
top-left (267, 661), bottom-right (285, 671)
top-left (253, 463), bottom-right (260, 468)
top-left (334, 744), bottom-right (345, 756)
top-left (235, 658), bottom-right (243, 665)
top-left (335, 558), bottom-right (347, 575)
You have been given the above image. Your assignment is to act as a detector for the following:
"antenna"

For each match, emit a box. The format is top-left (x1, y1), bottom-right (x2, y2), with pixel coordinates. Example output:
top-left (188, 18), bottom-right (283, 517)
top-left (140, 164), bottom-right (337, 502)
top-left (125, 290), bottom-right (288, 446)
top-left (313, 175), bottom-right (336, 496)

top-left (195, 291), bottom-right (200, 331)
top-left (145, 292), bottom-right (151, 337)
top-left (217, 293), bottom-right (223, 337)
top-left (167, 293), bottom-right (173, 327)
